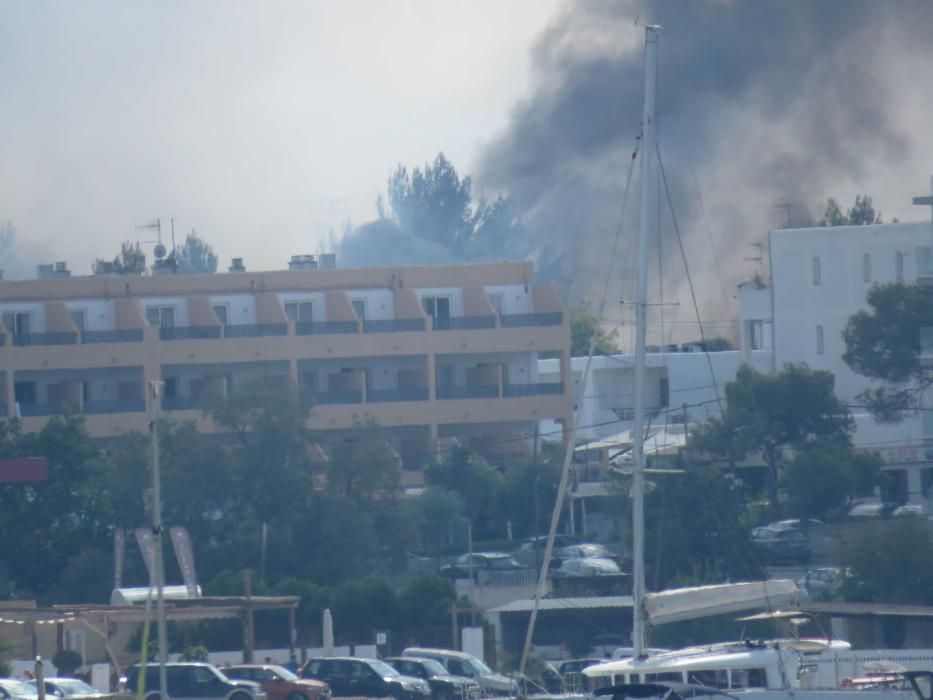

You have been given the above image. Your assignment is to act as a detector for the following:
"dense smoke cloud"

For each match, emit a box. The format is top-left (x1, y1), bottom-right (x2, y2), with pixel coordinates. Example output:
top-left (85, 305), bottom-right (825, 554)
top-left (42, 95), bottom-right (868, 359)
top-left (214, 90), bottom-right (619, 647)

top-left (477, 0), bottom-right (933, 344)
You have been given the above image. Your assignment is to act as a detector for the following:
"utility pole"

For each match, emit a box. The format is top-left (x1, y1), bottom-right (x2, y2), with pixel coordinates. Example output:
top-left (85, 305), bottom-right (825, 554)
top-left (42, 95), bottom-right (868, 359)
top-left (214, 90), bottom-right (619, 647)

top-left (148, 381), bottom-right (169, 699)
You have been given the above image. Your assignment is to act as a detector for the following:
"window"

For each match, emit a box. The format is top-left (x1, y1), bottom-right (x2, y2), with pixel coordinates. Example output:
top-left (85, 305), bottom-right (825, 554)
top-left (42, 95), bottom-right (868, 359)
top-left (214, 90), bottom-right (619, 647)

top-left (688, 670), bottom-right (728, 689)
top-left (163, 377), bottom-right (177, 399)
top-left (212, 304), bottom-right (228, 326)
top-left (659, 377), bottom-right (670, 408)
top-left (69, 310), bottom-right (86, 332)
top-left (749, 320), bottom-right (764, 350)
top-left (145, 306), bottom-right (175, 329)
top-left (816, 325), bottom-right (824, 355)
top-left (350, 299), bottom-right (367, 320)
top-left (812, 256), bottom-right (821, 286)
top-left (2, 311), bottom-right (31, 337)
top-left (437, 365), bottom-right (454, 387)
top-left (488, 293), bottom-right (504, 315)
top-left (421, 296), bottom-right (451, 329)
top-left (14, 381), bottom-right (36, 404)
top-left (863, 253), bottom-right (871, 283)
top-left (731, 668), bottom-right (767, 689)
top-left (896, 251), bottom-right (905, 282)
top-left (285, 301), bottom-right (313, 323)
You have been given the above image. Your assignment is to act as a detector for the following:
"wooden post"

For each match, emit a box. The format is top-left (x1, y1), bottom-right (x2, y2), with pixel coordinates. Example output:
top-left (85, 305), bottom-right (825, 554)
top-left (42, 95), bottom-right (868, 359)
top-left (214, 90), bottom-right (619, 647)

top-left (35, 657), bottom-right (46, 700)
top-left (287, 607), bottom-right (297, 663)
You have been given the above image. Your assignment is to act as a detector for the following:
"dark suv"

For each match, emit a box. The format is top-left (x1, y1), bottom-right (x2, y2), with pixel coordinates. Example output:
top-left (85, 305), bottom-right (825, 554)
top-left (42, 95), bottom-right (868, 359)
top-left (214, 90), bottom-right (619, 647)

top-left (126, 663), bottom-right (266, 700)
top-left (385, 657), bottom-right (482, 700)
top-left (300, 658), bottom-right (431, 700)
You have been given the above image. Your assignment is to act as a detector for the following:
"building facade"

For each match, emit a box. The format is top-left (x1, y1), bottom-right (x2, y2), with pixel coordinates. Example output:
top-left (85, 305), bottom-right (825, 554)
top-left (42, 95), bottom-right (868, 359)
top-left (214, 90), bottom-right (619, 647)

top-left (0, 259), bottom-right (572, 466)
top-left (740, 219), bottom-right (933, 503)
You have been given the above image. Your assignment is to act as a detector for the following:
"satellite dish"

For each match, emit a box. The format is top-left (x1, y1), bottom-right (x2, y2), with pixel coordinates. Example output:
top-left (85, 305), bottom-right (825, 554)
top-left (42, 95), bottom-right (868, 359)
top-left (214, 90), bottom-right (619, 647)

top-left (154, 243), bottom-right (167, 259)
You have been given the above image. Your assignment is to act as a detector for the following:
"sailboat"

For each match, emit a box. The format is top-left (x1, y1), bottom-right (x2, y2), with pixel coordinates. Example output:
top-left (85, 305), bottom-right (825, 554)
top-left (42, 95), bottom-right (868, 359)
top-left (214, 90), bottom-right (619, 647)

top-left (580, 25), bottom-right (933, 700)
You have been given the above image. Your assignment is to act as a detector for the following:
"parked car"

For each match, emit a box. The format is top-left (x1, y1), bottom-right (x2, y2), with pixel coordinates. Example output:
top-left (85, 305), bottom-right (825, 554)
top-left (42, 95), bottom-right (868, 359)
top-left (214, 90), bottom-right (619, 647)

top-left (300, 657), bottom-right (431, 700)
top-left (797, 567), bottom-right (852, 601)
top-left (516, 535), bottom-right (580, 552)
top-left (384, 657), bottom-right (482, 700)
top-left (847, 501), bottom-right (897, 519)
top-left (25, 680), bottom-right (101, 699)
top-left (126, 663), bottom-right (266, 700)
top-left (750, 526), bottom-right (810, 563)
top-left (439, 553), bottom-right (526, 580)
top-left (224, 664), bottom-right (330, 700)
top-left (400, 648), bottom-right (518, 696)
top-left (553, 557), bottom-right (623, 577)
top-left (554, 543), bottom-right (619, 563)
top-left (0, 680), bottom-right (38, 700)
top-left (893, 504), bottom-right (929, 518)
top-left (769, 518), bottom-right (825, 530)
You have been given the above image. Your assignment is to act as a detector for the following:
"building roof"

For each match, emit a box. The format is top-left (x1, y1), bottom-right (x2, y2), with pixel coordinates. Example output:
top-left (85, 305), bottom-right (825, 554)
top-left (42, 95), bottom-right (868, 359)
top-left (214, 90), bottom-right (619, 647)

top-left (489, 595), bottom-right (633, 614)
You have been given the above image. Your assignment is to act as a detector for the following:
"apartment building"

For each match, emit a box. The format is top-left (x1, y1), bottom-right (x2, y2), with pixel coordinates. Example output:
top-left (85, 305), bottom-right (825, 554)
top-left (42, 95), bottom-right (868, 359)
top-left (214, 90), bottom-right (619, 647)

top-left (739, 219), bottom-right (933, 503)
top-left (0, 258), bottom-right (572, 466)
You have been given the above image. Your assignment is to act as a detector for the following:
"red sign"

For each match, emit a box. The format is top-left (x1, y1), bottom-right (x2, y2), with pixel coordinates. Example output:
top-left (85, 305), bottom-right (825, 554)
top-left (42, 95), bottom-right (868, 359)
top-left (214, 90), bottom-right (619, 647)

top-left (0, 457), bottom-right (49, 483)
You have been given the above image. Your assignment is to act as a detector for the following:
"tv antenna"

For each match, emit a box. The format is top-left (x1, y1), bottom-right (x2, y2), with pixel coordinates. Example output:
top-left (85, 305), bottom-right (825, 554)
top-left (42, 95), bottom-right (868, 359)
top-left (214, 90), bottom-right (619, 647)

top-left (136, 217), bottom-right (178, 262)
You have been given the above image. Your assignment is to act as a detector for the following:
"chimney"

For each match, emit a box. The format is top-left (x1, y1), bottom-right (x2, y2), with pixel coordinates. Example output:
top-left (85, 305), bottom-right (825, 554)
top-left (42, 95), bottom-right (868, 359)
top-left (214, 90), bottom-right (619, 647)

top-left (229, 258), bottom-right (246, 272)
top-left (38, 262), bottom-right (71, 279)
top-left (288, 254), bottom-right (318, 270)
top-left (319, 253), bottom-right (336, 269)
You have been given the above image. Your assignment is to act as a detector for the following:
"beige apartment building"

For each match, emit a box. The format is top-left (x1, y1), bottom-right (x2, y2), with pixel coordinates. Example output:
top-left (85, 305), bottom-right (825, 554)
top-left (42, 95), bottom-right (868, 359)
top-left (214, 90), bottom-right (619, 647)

top-left (0, 258), bottom-right (571, 466)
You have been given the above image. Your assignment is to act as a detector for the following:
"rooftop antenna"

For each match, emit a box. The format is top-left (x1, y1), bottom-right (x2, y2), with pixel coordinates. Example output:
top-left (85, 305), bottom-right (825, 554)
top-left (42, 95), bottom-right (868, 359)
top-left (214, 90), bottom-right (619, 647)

top-left (136, 218), bottom-right (167, 260)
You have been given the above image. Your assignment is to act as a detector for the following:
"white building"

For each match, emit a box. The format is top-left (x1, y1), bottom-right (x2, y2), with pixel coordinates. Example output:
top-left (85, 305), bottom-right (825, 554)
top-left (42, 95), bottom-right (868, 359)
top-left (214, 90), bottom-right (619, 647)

top-left (740, 218), bottom-right (933, 504)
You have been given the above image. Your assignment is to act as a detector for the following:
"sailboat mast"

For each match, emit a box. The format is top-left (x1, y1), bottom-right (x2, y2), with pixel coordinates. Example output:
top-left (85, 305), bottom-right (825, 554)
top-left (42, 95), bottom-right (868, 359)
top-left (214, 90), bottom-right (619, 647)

top-left (632, 24), bottom-right (659, 659)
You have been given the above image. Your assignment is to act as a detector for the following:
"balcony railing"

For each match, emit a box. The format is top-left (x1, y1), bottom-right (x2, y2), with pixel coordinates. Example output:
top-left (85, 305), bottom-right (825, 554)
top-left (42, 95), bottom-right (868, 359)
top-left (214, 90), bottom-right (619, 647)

top-left (162, 396), bottom-right (202, 411)
top-left (434, 316), bottom-right (496, 331)
top-left (296, 321), bottom-right (359, 335)
top-left (500, 312), bottom-right (563, 328)
top-left (18, 402), bottom-right (79, 417)
top-left (12, 332), bottom-right (78, 347)
top-left (503, 382), bottom-right (565, 397)
top-left (313, 390), bottom-right (364, 405)
top-left (84, 399), bottom-right (146, 414)
top-left (159, 326), bottom-right (222, 341)
top-left (367, 387), bottom-right (430, 403)
top-left (82, 329), bottom-right (145, 344)
top-left (223, 323), bottom-right (288, 338)
top-left (363, 319), bottom-right (426, 333)
top-left (437, 385), bottom-right (499, 400)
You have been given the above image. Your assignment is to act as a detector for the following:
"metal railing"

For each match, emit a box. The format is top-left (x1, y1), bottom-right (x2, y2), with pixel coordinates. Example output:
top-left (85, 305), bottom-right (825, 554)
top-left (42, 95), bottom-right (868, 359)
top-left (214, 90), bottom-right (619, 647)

top-left (503, 382), bottom-right (565, 397)
top-left (296, 321), bottom-right (359, 335)
top-left (84, 399), bottom-right (146, 414)
top-left (362, 318), bottom-right (426, 333)
top-left (223, 323), bottom-right (288, 338)
top-left (499, 312), bottom-right (563, 328)
top-left (81, 329), bottom-right (145, 344)
top-left (18, 402), bottom-right (79, 417)
top-left (434, 315), bottom-right (496, 331)
top-left (313, 390), bottom-right (364, 404)
top-left (162, 396), bottom-right (202, 411)
top-left (367, 387), bottom-right (430, 403)
top-left (12, 332), bottom-right (79, 346)
top-left (159, 326), bottom-right (222, 341)
top-left (483, 569), bottom-right (538, 586)
top-left (437, 385), bottom-right (499, 400)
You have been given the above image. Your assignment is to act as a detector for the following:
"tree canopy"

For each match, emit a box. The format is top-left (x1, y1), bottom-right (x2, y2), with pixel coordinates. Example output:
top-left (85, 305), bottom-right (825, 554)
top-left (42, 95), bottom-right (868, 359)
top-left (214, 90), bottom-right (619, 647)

top-left (570, 302), bottom-right (620, 356)
top-left (841, 518), bottom-right (933, 605)
top-left (819, 195), bottom-right (882, 226)
top-left (93, 241), bottom-right (147, 275)
top-left (842, 282), bottom-right (933, 422)
top-left (176, 231), bottom-right (219, 274)
top-left (692, 363), bottom-right (854, 516)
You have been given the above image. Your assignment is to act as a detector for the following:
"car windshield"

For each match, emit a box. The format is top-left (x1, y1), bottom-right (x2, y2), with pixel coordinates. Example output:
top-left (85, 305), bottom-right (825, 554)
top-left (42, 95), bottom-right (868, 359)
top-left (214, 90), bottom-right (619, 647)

top-left (1, 680), bottom-right (34, 694)
top-left (577, 544), bottom-right (609, 557)
top-left (368, 660), bottom-right (400, 677)
top-left (468, 658), bottom-right (493, 676)
top-left (270, 666), bottom-right (299, 682)
top-left (416, 660), bottom-right (447, 676)
top-left (55, 680), bottom-right (98, 696)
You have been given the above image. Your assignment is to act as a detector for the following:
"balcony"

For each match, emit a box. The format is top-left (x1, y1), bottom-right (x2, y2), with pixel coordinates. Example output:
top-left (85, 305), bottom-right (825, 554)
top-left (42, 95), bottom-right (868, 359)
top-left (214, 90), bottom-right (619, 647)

top-left (437, 385), bottom-right (499, 400)
top-left (312, 390), bottom-right (364, 405)
top-left (296, 321), bottom-right (359, 335)
top-left (500, 312), bottom-right (563, 328)
top-left (159, 326), bottom-right (222, 341)
top-left (503, 382), bottom-right (565, 397)
top-left (81, 329), bottom-right (145, 344)
top-left (367, 388), bottom-right (430, 403)
top-left (12, 332), bottom-right (78, 347)
top-left (434, 316), bottom-right (496, 331)
top-left (223, 323), bottom-right (288, 338)
top-left (84, 399), bottom-right (146, 414)
top-left (363, 319), bottom-right (425, 333)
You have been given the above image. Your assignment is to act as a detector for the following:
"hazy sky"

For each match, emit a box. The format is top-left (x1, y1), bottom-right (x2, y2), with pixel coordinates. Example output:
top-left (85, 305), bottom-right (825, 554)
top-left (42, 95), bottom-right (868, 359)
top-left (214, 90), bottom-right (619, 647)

top-left (0, 0), bottom-right (562, 276)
